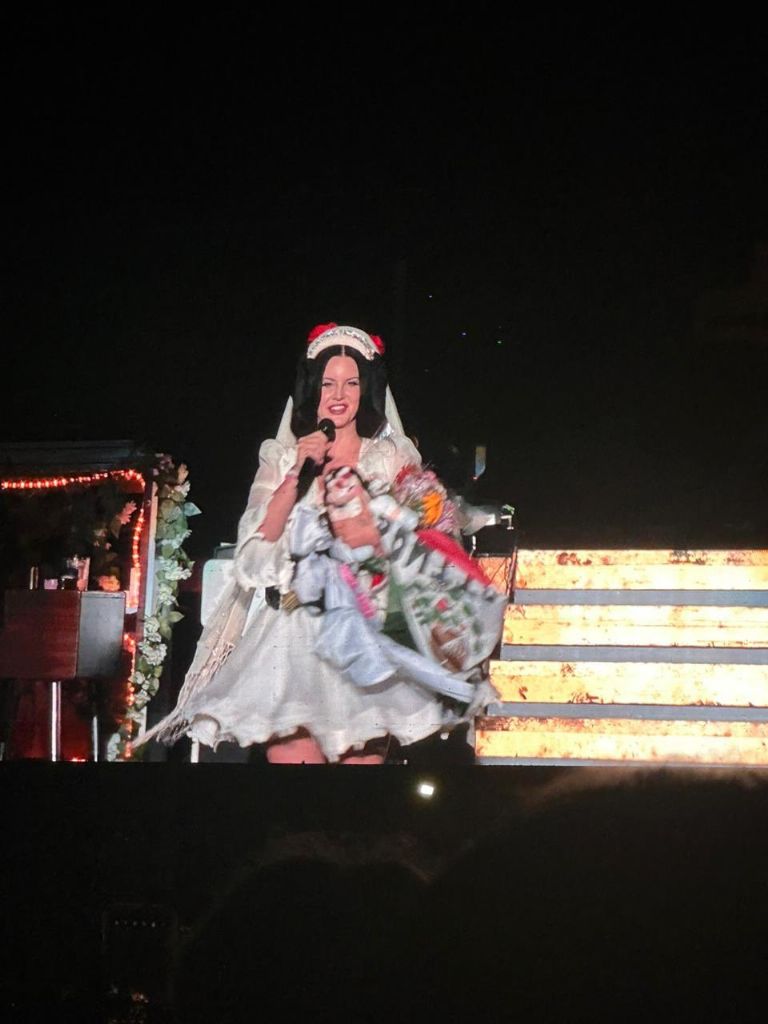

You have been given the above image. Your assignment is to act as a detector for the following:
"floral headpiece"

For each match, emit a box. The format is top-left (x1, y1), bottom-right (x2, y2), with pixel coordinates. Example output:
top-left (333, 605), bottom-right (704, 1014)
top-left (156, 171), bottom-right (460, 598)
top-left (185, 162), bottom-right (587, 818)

top-left (306, 322), bottom-right (385, 361)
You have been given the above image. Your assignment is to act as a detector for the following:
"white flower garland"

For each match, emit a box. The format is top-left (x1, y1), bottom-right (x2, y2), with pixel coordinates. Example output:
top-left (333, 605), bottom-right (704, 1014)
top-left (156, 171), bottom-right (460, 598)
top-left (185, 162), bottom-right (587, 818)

top-left (107, 456), bottom-right (200, 761)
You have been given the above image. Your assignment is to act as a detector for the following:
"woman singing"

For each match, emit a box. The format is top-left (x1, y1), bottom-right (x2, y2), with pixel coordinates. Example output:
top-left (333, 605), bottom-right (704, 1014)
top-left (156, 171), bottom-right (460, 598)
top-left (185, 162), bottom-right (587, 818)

top-left (137, 323), bottom-right (503, 764)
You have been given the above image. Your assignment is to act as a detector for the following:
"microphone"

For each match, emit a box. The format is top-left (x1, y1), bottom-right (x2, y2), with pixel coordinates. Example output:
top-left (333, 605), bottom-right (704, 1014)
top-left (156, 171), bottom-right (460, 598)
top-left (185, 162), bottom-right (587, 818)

top-left (295, 418), bottom-right (336, 500)
top-left (317, 418), bottom-right (337, 442)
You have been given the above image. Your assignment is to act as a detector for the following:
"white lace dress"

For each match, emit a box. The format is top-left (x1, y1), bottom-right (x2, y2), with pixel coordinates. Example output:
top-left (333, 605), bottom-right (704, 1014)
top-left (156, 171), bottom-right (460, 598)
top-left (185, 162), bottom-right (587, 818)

top-left (152, 432), bottom-right (494, 762)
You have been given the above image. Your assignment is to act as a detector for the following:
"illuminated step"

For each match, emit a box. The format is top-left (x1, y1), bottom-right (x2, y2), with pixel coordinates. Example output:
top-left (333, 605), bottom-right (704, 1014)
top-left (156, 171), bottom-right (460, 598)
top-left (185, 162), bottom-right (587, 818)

top-left (475, 714), bottom-right (768, 766)
top-left (479, 550), bottom-right (768, 592)
top-left (512, 589), bottom-right (768, 606)
top-left (499, 645), bottom-right (768, 663)
top-left (502, 603), bottom-right (768, 648)
top-left (475, 548), bottom-right (768, 766)
top-left (489, 659), bottom-right (768, 707)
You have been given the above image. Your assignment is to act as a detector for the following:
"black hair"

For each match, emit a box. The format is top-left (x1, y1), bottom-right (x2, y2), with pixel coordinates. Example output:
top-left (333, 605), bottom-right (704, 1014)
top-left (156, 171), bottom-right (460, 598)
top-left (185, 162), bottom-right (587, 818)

top-left (290, 344), bottom-right (388, 439)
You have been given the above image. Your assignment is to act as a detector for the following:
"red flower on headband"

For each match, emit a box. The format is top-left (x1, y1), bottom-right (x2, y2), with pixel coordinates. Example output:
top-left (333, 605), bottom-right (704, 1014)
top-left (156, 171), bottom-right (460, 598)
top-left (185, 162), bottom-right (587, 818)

top-left (370, 334), bottom-right (385, 354)
top-left (307, 322), bottom-right (337, 343)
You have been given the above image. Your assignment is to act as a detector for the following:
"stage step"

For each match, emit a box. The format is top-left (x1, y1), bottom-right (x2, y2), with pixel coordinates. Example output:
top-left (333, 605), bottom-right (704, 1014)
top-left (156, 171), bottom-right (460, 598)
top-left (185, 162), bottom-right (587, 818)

top-left (476, 550), bottom-right (768, 766)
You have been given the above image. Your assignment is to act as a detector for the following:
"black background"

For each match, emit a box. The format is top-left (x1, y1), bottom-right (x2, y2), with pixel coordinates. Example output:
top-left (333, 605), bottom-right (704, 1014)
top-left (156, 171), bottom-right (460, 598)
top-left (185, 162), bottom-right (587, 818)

top-left (3, 16), bottom-right (768, 1014)
top-left (4, 10), bottom-right (767, 556)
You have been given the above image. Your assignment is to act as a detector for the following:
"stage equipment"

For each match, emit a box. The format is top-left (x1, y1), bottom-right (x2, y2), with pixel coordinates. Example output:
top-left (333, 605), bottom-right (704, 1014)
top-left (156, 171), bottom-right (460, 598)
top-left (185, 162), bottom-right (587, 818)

top-left (0, 440), bottom-right (162, 760)
top-left (0, 589), bottom-right (125, 760)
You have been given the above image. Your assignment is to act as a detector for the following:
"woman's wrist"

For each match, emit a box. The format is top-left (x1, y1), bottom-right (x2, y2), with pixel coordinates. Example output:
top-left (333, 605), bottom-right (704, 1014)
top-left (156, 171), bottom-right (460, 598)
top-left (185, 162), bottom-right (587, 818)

top-left (270, 471), bottom-right (298, 503)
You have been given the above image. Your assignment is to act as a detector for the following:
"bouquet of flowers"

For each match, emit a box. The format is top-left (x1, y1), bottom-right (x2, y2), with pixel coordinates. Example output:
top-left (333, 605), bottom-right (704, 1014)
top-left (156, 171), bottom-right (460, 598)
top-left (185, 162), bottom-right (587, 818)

top-left (292, 458), bottom-right (506, 706)
top-left (391, 464), bottom-right (458, 535)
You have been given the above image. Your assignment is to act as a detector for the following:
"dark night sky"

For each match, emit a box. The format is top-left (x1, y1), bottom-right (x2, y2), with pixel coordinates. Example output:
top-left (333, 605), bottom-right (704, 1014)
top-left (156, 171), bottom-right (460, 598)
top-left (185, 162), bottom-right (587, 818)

top-left (4, 11), bottom-right (767, 556)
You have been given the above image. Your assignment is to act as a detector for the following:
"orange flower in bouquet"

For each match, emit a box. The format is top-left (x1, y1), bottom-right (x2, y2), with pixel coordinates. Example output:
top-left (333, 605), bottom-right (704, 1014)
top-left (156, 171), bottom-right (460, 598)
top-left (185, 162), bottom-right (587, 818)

top-left (392, 464), bottom-right (458, 535)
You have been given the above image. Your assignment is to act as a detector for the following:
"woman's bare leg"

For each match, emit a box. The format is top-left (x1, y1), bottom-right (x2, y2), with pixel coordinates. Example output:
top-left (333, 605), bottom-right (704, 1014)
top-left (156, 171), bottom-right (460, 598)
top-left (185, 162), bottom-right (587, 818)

top-left (338, 753), bottom-right (385, 765)
top-left (338, 736), bottom-right (389, 765)
top-left (266, 729), bottom-right (326, 764)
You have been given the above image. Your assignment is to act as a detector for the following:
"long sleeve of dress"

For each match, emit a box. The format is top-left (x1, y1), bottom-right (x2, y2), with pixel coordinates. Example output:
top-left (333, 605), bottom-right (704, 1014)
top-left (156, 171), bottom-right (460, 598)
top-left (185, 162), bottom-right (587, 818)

top-left (233, 438), bottom-right (298, 593)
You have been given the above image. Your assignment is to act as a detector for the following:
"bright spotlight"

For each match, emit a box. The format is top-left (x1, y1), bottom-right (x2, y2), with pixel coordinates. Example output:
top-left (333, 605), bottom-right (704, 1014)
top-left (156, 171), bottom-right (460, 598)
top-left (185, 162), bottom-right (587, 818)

top-left (416, 780), bottom-right (436, 799)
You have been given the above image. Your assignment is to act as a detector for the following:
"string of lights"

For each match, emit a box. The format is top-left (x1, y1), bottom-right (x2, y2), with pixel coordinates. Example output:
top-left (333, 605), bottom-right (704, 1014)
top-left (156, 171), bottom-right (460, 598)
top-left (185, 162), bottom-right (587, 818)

top-left (0, 469), bottom-right (145, 491)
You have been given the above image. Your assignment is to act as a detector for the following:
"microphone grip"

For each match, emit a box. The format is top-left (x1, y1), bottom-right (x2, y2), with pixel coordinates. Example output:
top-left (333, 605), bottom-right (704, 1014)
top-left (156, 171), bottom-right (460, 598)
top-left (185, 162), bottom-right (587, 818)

top-left (295, 419), bottom-right (336, 500)
top-left (295, 455), bottom-right (320, 499)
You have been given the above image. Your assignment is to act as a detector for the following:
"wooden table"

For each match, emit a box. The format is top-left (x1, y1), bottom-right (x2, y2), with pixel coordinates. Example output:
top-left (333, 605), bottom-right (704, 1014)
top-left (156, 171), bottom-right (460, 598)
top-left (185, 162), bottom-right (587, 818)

top-left (0, 590), bottom-right (126, 760)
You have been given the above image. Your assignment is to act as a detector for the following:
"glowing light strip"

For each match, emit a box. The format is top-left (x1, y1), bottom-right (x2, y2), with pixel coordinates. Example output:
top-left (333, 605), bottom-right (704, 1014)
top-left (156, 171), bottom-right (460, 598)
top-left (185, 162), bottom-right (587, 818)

top-left (502, 602), bottom-right (768, 647)
top-left (122, 631), bottom-right (138, 758)
top-left (1, 469), bottom-right (145, 491)
top-left (129, 503), bottom-right (145, 611)
top-left (478, 550), bottom-right (768, 591)
top-left (475, 716), bottom-right (768, 765)
top-left (490, 659), bottom-right (768, 708)
top-left (122, 492), bottom-right (147, 762)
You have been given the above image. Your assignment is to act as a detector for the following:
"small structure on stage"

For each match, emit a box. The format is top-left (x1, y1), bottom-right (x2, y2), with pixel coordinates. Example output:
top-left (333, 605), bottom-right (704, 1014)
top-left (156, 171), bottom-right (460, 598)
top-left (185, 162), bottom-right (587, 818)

top-left (0, 441), bottom-right (197, 761)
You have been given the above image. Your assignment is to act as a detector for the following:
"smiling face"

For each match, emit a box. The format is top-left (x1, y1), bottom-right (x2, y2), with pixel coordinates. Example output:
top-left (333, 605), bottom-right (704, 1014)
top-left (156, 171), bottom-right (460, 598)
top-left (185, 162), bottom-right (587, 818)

top-left (317, 354), bottom-right (361, 431)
